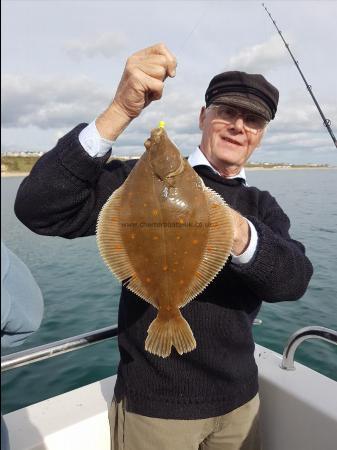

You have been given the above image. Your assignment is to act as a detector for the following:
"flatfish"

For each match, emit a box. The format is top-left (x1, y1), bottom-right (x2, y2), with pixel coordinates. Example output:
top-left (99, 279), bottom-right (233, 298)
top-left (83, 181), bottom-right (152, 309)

top-left (97, 124), bottom-right (233, 357)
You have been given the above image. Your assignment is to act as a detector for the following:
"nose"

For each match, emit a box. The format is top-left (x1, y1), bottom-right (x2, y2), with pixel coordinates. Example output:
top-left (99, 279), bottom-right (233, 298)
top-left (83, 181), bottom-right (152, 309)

top-left (231, 117), bottom-right (245, 132)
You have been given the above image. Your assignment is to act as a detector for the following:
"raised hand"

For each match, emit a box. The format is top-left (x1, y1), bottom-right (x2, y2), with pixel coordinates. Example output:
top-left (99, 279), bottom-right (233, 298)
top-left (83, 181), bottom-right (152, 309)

top-left (96, 43), bottom-right (177, 141)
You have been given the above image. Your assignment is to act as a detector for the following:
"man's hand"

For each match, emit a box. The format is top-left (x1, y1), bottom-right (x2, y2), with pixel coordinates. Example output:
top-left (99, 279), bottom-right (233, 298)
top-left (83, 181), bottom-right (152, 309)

top-left (96, 43), bottom-right (177, 141)
top-left (230, 209), bottom-right (251, 256)
top-left (113, 43), bottom-right (176, 118)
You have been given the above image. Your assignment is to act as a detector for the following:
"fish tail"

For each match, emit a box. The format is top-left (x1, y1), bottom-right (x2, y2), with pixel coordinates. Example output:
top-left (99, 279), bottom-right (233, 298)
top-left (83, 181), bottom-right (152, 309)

top-left (145, 309), bottom-right (196, 358)
top-left (170, 310), bottom-right (196, 356)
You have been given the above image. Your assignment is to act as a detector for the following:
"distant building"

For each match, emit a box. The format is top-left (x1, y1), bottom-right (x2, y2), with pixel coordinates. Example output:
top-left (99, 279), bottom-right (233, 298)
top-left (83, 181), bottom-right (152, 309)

top-left (1, 151), bottom-right (44, 157)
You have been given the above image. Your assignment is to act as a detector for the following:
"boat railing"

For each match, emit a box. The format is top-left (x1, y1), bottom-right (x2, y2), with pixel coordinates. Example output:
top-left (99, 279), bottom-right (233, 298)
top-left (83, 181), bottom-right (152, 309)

top-left (1, 320), bottom-right (262, 372)
top-left (1, 325), bottom-right (119, 373)
top-left (281, 326), bottom-right (337, 370)
top-left (2, 323), bottom-right (336, 373)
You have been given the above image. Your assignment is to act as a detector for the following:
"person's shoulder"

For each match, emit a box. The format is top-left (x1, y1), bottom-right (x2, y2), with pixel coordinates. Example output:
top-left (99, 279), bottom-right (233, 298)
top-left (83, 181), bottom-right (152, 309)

top-left (1, 242), bottom-right (44, 347)
top-left (124, 158), bottom-right (139, 170)
top-left (244, 184), bottom-right (281, 208)
top-left (244, 184), bottom-right (269, 197)
top-left (106, 157), bottom-right (138, 172)
top-left (245, 183), bottom-right (274, 197)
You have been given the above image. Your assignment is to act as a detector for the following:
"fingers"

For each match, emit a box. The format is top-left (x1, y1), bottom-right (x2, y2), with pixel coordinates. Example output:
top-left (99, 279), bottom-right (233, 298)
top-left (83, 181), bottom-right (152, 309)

top-left (133, 70), bottom-right (164, 105)
top-left (143, 74), bottom-right (164, 102)
top-left (128, 58), bottom-right (168, 82)
top-left (109, 43), bottom-right (176, 121)
top-left (131, 43), bottom-right (177, 78)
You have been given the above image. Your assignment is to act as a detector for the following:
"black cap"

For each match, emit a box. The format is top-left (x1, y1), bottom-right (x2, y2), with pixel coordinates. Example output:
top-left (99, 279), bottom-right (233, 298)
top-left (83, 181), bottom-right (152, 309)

top-left (205, 71), bottom-right (279, 120)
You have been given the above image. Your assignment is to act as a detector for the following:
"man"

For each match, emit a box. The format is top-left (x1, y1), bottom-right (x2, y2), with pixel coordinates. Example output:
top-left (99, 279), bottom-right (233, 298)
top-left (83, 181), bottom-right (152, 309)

top-left (15, 43), bottom-right (313, 450)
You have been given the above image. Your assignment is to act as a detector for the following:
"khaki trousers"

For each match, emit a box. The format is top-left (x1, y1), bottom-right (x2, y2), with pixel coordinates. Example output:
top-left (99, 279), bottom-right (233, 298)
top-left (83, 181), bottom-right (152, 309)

top-left (108, 394), bottom-right (261, 450)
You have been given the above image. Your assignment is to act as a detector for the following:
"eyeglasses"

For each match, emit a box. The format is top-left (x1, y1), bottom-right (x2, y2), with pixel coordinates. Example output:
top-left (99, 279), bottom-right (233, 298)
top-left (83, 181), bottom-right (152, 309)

top-left (208, 104), bottom-right (269, 134)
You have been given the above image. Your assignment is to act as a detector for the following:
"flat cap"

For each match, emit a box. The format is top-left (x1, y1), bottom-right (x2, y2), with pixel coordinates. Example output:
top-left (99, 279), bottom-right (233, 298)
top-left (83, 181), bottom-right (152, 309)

top-left (205, 71), bottom-right (279, 120)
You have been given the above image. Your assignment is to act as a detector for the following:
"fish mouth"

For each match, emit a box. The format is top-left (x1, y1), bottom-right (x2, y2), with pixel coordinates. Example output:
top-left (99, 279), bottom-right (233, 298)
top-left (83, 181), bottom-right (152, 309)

top-left (144, 127), bottom-right (166, 150)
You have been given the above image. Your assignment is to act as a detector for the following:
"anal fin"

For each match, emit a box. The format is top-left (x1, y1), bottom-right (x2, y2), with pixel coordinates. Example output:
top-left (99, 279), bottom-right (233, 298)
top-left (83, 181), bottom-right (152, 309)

top-left (96, 186), bottom-right (158, 308)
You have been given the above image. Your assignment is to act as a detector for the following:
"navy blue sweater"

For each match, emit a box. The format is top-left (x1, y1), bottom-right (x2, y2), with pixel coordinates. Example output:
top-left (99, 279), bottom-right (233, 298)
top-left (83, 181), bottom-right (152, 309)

top-left (14, 124), bottom-right (313, 419)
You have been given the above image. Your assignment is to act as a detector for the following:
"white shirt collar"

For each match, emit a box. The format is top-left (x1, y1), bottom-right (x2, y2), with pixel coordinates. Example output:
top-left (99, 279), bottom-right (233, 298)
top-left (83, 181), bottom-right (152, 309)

top-left (187, 147), bottom-right (247, 184)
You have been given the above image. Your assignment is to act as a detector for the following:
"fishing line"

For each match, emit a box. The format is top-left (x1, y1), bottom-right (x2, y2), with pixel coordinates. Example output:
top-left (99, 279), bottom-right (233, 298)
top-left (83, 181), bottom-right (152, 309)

top-left (160, 2), bottom-right (211, 128)
top-left (175, 1), bottom-right (212, 61)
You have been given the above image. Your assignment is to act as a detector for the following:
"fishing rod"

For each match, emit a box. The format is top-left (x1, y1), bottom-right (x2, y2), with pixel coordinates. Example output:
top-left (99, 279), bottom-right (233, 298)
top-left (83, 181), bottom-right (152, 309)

top-left (262, 3), bottom-right (337, 149)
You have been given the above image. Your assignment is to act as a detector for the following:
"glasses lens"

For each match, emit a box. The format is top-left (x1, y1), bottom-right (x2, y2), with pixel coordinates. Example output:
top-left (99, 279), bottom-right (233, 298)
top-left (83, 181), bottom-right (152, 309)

top-left (209, 105), bottom-right (268, 132)
top-left (245, 114), bottom-right (267, 132)
top-left (212, 105), bottom-right (237, 122)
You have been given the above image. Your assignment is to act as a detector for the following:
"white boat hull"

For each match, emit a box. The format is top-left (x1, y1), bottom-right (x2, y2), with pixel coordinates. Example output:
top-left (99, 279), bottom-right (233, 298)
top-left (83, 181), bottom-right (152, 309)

top-left (4, 344), bottom-right (337, 450)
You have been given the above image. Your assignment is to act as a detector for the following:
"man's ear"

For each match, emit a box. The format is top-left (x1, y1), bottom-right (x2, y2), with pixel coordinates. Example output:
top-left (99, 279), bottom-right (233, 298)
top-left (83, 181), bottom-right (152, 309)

top-left (256, 128), bottom-right (267, 148)
top-left (199, 106), bottom-right (206, 130)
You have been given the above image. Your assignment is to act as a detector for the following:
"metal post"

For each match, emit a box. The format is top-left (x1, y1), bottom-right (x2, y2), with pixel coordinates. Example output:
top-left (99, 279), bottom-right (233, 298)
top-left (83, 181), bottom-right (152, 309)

top-left (281, 326), bottom-right (337, 370)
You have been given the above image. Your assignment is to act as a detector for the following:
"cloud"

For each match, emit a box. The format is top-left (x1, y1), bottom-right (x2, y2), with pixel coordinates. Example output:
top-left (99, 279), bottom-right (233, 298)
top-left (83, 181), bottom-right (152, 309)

top-left (1, 73), bottom-right (203, 155)
top-left (1, 73), bottom-right (202, 133)
top-left (1, 74), bottom-right (111, 129)
top-left (2, 73), bottom-right (335, 163)
top-left (226, 34), bottom-right (290, 73)
top-left (269, 102), bottom-right (337, 135)
top-left (112, 90), bottom-right (202, 156)
top-left (264, 131), bottom-right (328, 148)
top-left (64, 32), bottom-right (126, 60)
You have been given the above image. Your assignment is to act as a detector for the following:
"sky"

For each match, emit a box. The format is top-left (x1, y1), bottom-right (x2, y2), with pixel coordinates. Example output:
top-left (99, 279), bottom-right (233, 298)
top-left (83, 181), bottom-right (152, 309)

top-left (2, 0), bottom-right (337, 164)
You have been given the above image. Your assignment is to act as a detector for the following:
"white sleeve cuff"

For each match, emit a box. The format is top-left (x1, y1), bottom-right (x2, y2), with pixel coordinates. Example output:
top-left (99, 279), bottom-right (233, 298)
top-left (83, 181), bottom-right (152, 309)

top-left (79, 120), bottom-right (114, 157)
top-left (231, 219), bottom-right (258, 265)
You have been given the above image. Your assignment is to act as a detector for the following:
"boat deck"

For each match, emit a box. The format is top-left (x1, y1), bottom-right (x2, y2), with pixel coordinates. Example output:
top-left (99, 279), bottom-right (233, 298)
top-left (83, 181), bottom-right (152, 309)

top-left (4, 344), bottom-right (337, 450)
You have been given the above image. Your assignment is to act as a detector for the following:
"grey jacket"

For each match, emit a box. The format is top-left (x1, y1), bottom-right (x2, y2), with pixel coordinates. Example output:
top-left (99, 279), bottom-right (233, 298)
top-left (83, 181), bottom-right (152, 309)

top-left (1, 241), bottom-right (44, 450)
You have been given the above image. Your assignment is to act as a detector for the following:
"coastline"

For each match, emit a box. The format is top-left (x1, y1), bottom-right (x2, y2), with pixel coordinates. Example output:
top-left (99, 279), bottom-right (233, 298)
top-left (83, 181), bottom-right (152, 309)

top-left (245, 166), bottom-right (336, 171)
top-left (2, 167), bottom-right (336, 177)
top-left (1, 172), bottom-right (30, 178)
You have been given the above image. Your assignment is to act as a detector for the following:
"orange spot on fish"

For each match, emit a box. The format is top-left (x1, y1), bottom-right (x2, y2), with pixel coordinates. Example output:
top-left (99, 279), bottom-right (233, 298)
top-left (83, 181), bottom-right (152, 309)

top-left (196, 271), bottom-right (202, 278)
top-left (114, 244), bottom-right (123, 251)
top-left (146, 277), bottom-right (151, 283)
top-left (130, 233), bottom-right (136, 239)
top-left (176, 236), bottom-right (181, 240)
top-left (174, 261), bottom-right (179, 265)
top-left (179, 218), bottom-right (184, 224)
top-left (143, 203), bottom-right (147, 207)
top-left (179, 280), bottom-right (184, 285)
top-left (192, 240), bottom-right (199, 245)
top-left (166, 305), bottom-right (172, 311)
top-left (162, 265), bottom-right (168, 271)
top-left (152, 209), bottom-right (159, 216)
top-left (153, 236), bottom-right (159, 240)
top-left (206, 245), bottom-right (213, 252)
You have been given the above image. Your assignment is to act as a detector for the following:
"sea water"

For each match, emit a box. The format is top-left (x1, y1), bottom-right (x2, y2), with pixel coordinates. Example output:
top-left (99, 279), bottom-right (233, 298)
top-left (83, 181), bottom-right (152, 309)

top-left (1, 170), bottom-right (337, 413)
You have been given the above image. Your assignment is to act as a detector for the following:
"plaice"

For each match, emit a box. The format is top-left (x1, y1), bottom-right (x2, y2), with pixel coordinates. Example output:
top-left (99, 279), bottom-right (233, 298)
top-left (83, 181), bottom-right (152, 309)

top-left (97, 126), bottom-right (234, 358)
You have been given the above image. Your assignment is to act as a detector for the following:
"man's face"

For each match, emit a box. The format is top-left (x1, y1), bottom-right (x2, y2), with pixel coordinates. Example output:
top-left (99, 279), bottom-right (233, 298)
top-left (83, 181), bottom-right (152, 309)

top-left (199, 105), bottom-right (266, 176)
